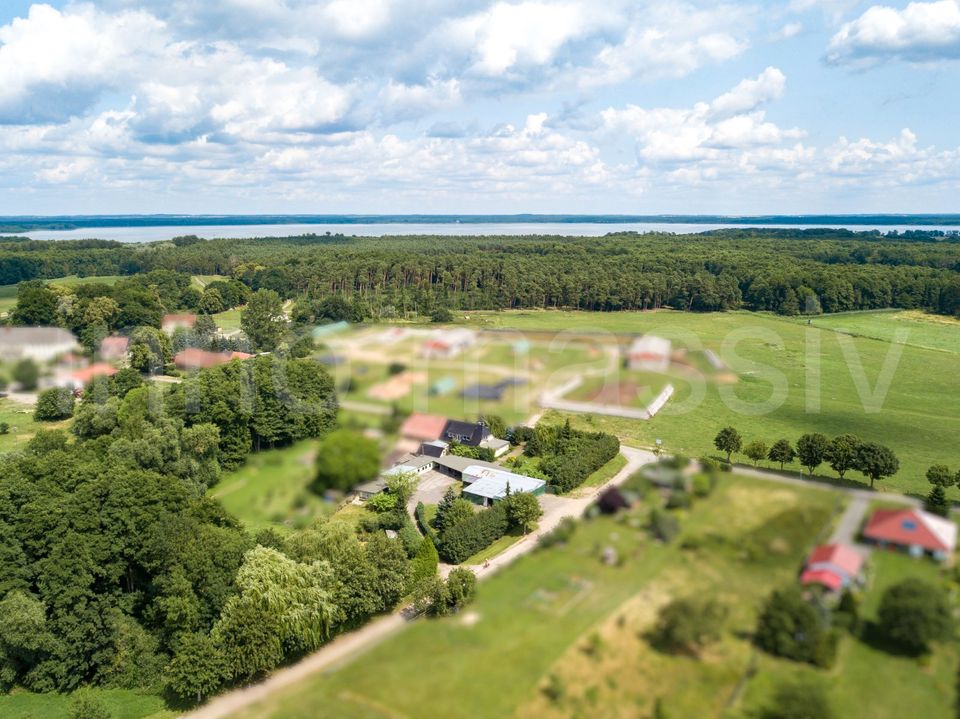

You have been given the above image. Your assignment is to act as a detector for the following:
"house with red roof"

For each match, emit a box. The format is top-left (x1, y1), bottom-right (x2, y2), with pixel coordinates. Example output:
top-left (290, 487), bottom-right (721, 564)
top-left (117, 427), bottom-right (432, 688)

top-left (862, 507), bottom-right (957, 562)
top-left (399, 413), bottom-right (448, 442)
top-left (55, 362), bottom-right (118, 391)
top-left (99, 335), bottom-right (130, 361)
top-left (174, 348), bottom-right (252, 370)
top-left (800, 544), bottom-right (864, 593)
top-left (162, 313), bottom-right (197, 335)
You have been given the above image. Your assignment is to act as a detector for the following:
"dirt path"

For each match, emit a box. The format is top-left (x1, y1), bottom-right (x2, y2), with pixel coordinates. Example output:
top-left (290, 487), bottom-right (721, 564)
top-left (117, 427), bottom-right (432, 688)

top-left (829, 495), bottom-right (870, 546)
top-left (183, 445), bottom-right (655, 719)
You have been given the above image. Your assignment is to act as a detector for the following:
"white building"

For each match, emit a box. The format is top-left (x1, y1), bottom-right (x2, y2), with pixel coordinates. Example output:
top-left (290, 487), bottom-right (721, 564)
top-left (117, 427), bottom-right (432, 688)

top-left (627, 335), bottom-right (671, 372)
top-left (0, 327), bottom-right (80, 363)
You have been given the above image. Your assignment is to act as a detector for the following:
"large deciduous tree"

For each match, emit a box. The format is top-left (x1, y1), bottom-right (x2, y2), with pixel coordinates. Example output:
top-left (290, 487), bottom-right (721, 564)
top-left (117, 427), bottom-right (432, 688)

top-left (313, 429), bottom-right (380, 494)
top-left (796, 433), bottom-right (830, 477)
top-left (713, 426), bottom-right (742, 462)
top-left (241, 289), bottom-right (287, 351)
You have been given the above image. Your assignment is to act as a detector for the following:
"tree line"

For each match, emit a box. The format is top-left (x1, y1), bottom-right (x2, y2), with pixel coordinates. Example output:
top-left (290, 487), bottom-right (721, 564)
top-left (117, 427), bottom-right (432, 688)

top-left (3, 230), bottom-right (960, 318)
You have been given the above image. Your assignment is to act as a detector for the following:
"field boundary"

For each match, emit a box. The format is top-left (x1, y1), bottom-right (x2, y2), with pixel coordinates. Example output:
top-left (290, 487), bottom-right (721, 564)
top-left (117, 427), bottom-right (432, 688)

top-left (539, 376), bottom-right (674, 420)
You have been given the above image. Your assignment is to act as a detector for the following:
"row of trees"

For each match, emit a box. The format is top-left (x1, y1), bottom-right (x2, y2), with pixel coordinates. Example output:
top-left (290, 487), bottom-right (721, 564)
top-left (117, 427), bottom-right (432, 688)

top-left (714, 427), bottom-right (900, 488)
top-left (432, 487), bottom-right (542, 564)
top-left (522, 421), bottom-right (620, 493)
top-left (5, 230), bottom-right (960, 317)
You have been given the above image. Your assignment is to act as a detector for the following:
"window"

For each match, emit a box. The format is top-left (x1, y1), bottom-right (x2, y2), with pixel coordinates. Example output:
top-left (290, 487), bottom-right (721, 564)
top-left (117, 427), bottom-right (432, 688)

top-left (901, 520), bottom-right (917, 531)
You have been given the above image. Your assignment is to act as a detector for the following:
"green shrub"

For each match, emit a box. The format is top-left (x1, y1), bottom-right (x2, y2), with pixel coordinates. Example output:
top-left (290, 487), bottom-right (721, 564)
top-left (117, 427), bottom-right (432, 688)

top-left (665, 490), bottom-right (690, 510)
top-left (649, 509), bottom-right (680, 543)
top-left (439, 503), bottom-right (509, 564)
top-left (398, 520), bottom-right (422, 558)
top-left (34, 387), bottom-right (75, 421)
top-left (756, 587), bottom-right (833, 665)
top-left (415, 501), bottom-right (440, 546)
top-left (367, 492), bottom-right (397, 513)
top-left (410, 535), bottom-right (439, 586)
top-left (538, 517), bottom-right (576, 549)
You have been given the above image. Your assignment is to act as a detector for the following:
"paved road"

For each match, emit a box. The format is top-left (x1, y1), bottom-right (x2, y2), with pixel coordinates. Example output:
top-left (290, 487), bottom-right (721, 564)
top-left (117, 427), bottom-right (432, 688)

top-left (183, 444), bottom-right (655, 719)
top-left (829, 495), bottom-right (870, 547)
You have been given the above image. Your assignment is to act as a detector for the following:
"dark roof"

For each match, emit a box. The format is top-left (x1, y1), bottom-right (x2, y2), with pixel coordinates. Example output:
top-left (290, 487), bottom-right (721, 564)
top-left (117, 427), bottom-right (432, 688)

top-left (441, 419), bottom-right (490, 446)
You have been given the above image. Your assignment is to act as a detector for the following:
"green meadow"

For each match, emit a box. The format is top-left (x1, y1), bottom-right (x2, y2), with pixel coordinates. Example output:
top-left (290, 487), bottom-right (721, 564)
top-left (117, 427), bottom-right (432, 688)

top-left (462, 310), bottom-right (960, 498)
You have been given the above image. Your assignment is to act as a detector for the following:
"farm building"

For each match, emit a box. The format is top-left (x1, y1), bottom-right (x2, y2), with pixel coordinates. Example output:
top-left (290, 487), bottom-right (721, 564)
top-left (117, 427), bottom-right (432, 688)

top-left (0, 327), bottom-right (79, 363)
top-left (174, 348), bottom-right (253, 370)
top-left (356, 478), bottom-right (387, 500)
top-left (419, 440), bottom-right (450, 458)
top-left (421, 328), bottom-right (476, 359)
top-left (399, 413), bottom-right (447, 442)
top-left (800, 544), bottom-right (865, 593)
top-left (384, 454), bottom-right (436, 477)
top-left (162, 313), bottom-right (197, 335)
top-left (627, 335), bottom-right (671, 372)
top-left (432, 454), bottom-right (500, 481)
top-left (862, 507), bottom-right (957, 561)
top-left (99, 335), bottom-right (130, 361)
top-left (461, 465), bottom-right (546, 507)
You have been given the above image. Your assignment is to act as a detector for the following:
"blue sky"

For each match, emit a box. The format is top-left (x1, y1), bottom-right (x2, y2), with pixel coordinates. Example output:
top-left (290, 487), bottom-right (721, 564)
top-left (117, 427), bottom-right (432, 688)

top-left (1, 0), bottom-right (959, 214)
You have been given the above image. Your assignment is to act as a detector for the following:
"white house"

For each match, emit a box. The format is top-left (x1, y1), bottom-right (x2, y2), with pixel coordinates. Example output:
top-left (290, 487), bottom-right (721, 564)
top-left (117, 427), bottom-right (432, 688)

top-left (627, 335), bottom-right (671, 372)
top-left (0, 327), bottom-right (80, 363)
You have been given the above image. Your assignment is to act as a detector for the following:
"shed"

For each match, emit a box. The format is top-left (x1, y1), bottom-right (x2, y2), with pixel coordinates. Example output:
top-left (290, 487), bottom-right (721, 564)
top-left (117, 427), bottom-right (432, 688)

top-left (461, 465), bottom-right (546, 506)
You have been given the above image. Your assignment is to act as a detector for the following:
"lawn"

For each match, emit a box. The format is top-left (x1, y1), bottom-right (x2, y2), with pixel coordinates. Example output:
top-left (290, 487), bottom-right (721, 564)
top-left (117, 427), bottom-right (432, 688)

top-left (463, 529), bottom-right (526, 565)
top-left (735, 551), bottom-right (956, 719)
top-left (207, 439), bottom-right (336, 533)
top-left (0, 687), bottom-right (174, 719)
top-left (0, 283), bottom-right (17, 316)
top-left (802, 309), bottom-right (960, 355)
top-left (460, 309), bottom-right (960, 499)
top-left (213, 307), bottom-right (244, 332)
top-left (230, 475), bottom-right (840, 719)
top-left (575, 453), bottom-right (628, 492)
top-left (0, 399), bottom-right (71, 454)
top-left (191, 274), bottom-right (229, 289)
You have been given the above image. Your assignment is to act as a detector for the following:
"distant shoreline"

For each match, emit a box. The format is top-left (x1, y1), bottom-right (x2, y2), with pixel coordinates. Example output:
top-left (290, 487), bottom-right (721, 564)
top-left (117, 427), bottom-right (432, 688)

top-left (3, 213), bottom-right (960, 234)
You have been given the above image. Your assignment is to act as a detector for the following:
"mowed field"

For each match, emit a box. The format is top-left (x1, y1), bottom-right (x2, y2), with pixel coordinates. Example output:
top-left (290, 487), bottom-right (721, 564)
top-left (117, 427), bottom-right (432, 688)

top-left (461, 310), bottom-right (960, 498)
top-left (0, 399), bottom-right (71, 454)
top-left (231, 476), bottom-right (859, 719)
top-left (803, 310), bottom-right (960, 355)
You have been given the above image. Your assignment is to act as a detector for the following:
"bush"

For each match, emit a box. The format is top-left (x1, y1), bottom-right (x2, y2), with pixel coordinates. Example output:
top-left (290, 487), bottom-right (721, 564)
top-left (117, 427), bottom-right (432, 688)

top-left (0, 422), bottom-right (9, 435)
top-left (68, 692), bottom-right (112, 719)
top-left (665, 490), bottom-right (690, 510)
top-left (446, 567), bottom-right (477, 609)
top-left (877, 578), bottom-right (952, 654)
top-left (651, 597), bottom-right (727, 655)
top-left (366, 492), bottom-right (397, 513)
top-left (649, 509), bottom-right (680, 543)
top-left (415, 502), bottom-right (440, 547)
top-left (538, 517), bottom-right (576, 549)
top-left (12, 358), bottom-right (39, 391)
top-left (764, 679), bottom-right (835, 719)
top-left (755, 587), bottom-right (832, 665)
top-left (691, 473), bottom-right (716, 498)
top-left (410, 535), bottom-right (439, 586)
top-left (34, 387), bottom-right (75, 421)
top-left (439, 503), bottom-right (509, 564)
top-left (387, 362), bottom-right (407, 376)
top-left (397, 520), bottom-right (422, 558)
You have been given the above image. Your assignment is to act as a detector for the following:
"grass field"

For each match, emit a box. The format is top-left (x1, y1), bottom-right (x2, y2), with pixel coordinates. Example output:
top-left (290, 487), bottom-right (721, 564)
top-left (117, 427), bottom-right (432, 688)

top-left (458, 309), bottom-right (960, 499)
top-left (191, 274), bottom-right (229, 289)
top-left (0, 399), bottom-right (71, 454)
top-left (0, 687), bottom-right (174, 719)
top-left (213, 307), bottom-right (244, 332)
top-left (736, 550), bottom-right (956, 719)
top-left (231, 475), bottom-right (842, 719)
top-left (802, 310), bottom-right (960, 355)
top-left (207, 439), bottom-right (337, 532)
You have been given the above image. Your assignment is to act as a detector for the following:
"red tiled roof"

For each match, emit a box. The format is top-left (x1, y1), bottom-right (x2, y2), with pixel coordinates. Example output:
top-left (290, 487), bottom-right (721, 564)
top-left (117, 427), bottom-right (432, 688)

top-left (863, 508), bottom-right (957, 553)
top-left (71, 363), bottom-right (118, 384)
top-left (806, 544), bottom-right (863, 578)
top-left (800, 568), bottom-right (844, 592)
top-left (399, 413), bottom-right (448, 441)
top-left (100, 336), bottom-right (129, 352)
top-left (162, 313), bottom-right (197, 326)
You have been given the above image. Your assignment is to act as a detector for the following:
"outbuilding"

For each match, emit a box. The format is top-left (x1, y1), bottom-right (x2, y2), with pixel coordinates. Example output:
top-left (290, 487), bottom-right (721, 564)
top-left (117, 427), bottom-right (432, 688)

top-left (461, 465), bottom-right (546, 507)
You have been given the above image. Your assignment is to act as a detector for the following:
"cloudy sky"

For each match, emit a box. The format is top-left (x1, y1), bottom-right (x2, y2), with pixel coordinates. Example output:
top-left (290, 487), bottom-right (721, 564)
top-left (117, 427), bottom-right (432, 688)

top-left (1, 0), bottom-right (959, 215)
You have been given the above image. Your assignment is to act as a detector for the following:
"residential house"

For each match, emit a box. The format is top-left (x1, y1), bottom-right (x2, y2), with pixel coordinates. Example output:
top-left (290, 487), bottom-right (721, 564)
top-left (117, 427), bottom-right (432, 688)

top-left (440, 419), bottom-right (510, 457)
top-left (419, 439), bottom-right (449, 458)
top-left (627, 335), bottom-right (671, 372)
top-left (162, 313), bottom-right (197, 335)
top-left (0, 327), bottom-right (79, 363)
top-left (59, 363), bottom-right (118, 391)
top-left (862, 507), bottom-right (957, 561)
top-left (400, 413), bottom-right (448, 442)
top-left (799, 544), bottom-right (865, 593)
top-left (174, 348), bottom-right (252, 370)
top-left (99, 335), bottom-right (130, 361)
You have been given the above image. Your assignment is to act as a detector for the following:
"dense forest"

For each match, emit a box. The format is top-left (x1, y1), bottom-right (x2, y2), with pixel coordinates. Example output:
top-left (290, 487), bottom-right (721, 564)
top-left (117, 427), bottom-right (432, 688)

top-left (1, 229), bottom-right (960, 317)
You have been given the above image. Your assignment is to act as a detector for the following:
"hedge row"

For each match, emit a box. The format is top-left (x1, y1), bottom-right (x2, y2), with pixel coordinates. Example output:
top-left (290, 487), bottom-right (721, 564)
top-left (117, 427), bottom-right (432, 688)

top-left (438, 502), bottom-right (509, 564)
top-left (540, 433), bottom-right (620, 493)
top-left (415, 501), bottom-right (440, 547)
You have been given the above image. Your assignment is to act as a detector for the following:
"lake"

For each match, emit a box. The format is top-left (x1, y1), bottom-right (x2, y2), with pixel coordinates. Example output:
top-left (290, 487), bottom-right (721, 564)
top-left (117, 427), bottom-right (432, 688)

top-left (12, 221), bottom-right (960, 242)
